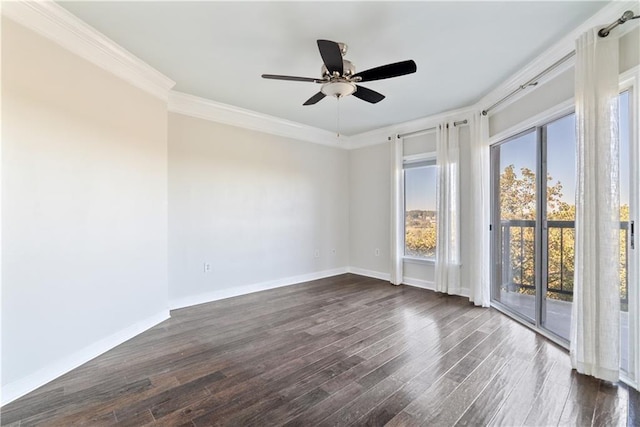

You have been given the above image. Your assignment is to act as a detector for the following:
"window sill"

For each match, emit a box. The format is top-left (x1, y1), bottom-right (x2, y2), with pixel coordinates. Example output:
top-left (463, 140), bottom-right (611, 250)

top-left (403, 256), bottom-right (435, 265)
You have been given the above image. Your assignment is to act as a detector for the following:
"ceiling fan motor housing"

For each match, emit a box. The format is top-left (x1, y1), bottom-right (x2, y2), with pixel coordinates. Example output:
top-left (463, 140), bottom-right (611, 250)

top-left (321, 59), bottom-right (356, 78)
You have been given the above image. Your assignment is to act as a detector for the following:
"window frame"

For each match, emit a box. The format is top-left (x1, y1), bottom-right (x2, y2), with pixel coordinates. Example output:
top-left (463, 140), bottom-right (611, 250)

top-left (619, 67), bottom-right (639, 388)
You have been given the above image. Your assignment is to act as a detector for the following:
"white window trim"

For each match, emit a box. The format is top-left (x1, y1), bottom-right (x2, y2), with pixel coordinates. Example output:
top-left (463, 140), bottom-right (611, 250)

top-left (403, 152), bottom-right (437, 164)
top-left (619, 65), bottom-right (639, 390)
top-left (403, 256), bottom-right (435, 265)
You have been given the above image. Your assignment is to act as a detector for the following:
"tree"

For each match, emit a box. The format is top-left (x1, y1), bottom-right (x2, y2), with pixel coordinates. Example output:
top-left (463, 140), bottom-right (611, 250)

top-left (405, 210), bottom-right (436, 258)
top-left (499, 164), bottom-right (564, 220)
top-left (499, 165), bottom-right (565, 296)
top-left (499, 164), bottom-right (629, 306)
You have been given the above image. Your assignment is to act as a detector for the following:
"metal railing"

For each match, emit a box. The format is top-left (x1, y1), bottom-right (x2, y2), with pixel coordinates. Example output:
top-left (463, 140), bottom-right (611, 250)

top-left (499, 219), bottom-right (629, 305)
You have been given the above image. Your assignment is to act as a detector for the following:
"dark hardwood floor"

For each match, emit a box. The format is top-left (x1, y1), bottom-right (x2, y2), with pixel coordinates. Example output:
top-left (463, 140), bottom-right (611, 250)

top-left (2, 274), bottom-right (637, 426)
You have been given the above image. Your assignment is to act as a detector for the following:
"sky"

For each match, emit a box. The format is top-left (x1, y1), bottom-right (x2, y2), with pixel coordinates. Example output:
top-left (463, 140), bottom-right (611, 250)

top-left (500, 91), bottom-right (630, 207)
top-left (405, 91), bottom-right (631, 212)
top-left (620, 90), bottom-right (631, 205)
top-left (405, 166), bottom-right (436, 211)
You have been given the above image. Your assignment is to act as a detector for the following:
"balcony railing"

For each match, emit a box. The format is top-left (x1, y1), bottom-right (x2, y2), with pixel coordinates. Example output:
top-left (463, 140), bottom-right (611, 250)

top-left (499, 219), bottom-right (629, 307)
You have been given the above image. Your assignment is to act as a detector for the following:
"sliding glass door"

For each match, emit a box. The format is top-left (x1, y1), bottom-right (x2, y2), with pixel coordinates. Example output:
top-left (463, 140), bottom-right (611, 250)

top-left (542, 114), bottom-right (576, 340)
top-left (619, 90), bottom-right (632, 377)
top-left (491, 129), bottom-right (539, 323)
top-left (491, 114), bottom-right (576, 342)
top-left (491, 96), bottom-right (635, 352)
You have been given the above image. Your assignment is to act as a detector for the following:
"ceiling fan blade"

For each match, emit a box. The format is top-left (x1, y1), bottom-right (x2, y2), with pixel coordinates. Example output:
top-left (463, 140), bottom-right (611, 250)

top-left (303, 91), bottom-right (326, 106)
top-left (353, 60), bottom-right (417, 82)
top-left (262, 74), bottom-right (323, 83)
top-left (317, 40), bottom-right (344, 75)
top-left (354, 85), bottom-right (385, 104)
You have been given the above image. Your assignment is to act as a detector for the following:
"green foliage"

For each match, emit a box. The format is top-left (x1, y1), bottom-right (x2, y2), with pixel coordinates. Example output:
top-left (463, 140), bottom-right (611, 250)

top-left (500, 164), bottom-right (629, 307)
top-left (405, 210), bottom-right (436, 258)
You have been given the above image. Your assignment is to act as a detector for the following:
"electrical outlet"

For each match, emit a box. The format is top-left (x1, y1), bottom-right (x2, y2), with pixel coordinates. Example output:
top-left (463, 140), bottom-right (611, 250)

top-left (203, 263), bottom-right (212, 273)
top-left (314, 249), bottom-right (320, 258)
top-left (375, 248), bottom-right (380, 256)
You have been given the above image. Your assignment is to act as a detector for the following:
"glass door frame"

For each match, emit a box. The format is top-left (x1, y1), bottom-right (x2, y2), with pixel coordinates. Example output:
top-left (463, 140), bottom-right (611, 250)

top-left (620, 71), bottom-right (639, 387)
top-left (488, 72), bottom-right (639, 385)
top-left (490, 116), bottom-right (573, 348)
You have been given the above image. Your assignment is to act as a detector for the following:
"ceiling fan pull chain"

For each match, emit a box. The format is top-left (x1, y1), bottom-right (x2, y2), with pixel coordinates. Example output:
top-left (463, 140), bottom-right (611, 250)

top-left (336, 97), bottom-right (341, 139)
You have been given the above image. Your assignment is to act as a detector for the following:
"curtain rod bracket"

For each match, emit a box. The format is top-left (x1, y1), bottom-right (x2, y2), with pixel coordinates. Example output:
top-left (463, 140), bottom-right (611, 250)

top-left (598, 10), bottom-right (639, 38)
top-left (482, 9), bottom-right (638, 115)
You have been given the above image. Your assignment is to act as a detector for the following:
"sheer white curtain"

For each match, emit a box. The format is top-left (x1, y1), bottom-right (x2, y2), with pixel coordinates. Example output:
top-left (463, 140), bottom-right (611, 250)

top-left (570, 28), bottom-right (620, 382)
top-left (390, 136), bottom-right (404, 285)
top-left (468, 113), bottom-right (491, 307)
top-left (435, 123), bottom-right (461, 294)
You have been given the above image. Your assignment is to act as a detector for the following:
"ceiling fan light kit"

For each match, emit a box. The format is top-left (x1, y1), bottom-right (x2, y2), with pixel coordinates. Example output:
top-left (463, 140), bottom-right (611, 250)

top-left (321, 81), bottom-right (356, 98)
top-left (262, 39), bottom-right (417, 106)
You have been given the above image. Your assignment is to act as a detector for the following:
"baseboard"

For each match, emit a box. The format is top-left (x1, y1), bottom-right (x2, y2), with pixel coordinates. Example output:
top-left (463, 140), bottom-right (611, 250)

top-left (169, 267), bottom-right (350, 310)
top-left (1, 310), bottom-right (170, 406)
top-left (402, 277), bottom-right (435, 290)
top-left (347, 267), bottom-right (391, 282)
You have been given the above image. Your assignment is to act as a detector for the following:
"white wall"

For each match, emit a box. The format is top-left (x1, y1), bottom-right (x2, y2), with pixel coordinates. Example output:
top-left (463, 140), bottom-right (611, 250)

top-left (490, 29), bottom-right (640, 137)
top-left (348, 143), bottom-right (391, 278)
top-left (403, 132), bottom-right (436, 156)
top-left (489, 68), bottom-right (574, 137)
top-left (620, 27), bottom-right (639, 74)
top-left (167, 113), bottom-right (349, 308)
top-left (1, 18), bottom-right (169, 402)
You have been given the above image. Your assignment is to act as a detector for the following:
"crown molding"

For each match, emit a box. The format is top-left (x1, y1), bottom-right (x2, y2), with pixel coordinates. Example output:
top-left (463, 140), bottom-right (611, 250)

top-left (168, 91), bottom-right (347, 148)
top-left (2, 0), bottom-right (175, 101)
top-left (347, 105), bottom-right (475, 150)
top-left (476, 1), bottom-right (639, 117)
top-left (5, 0), bottom-right (633, 148)
top-left (339, 1), bottom-right (638, 148)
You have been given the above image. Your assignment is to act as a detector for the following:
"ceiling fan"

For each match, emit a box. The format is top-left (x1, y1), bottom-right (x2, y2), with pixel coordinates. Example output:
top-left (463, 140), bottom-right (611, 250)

top-left (262, 39), bottom-right (417, 106)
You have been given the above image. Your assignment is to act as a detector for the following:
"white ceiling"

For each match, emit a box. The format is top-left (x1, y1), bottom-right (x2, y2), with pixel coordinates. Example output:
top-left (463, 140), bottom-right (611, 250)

top-left (58, 1), bottom-right (607, 136)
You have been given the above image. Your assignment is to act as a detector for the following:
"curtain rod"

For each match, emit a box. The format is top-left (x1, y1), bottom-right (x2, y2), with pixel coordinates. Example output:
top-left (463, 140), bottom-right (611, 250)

top-left (396, 120), bottom-right (468, 139)
top-left (482, 10), bottom-right (638, 116)
top-left (481, 51), bottom-right (575, 116)
top-left (599, 10), bottom-right (639, 37)
top-left (397, 127), bottom-right (435, 139)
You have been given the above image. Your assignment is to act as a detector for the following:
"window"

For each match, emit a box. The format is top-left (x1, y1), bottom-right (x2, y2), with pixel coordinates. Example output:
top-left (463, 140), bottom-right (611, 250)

top-left (403, 158), bottom-right (437, 259)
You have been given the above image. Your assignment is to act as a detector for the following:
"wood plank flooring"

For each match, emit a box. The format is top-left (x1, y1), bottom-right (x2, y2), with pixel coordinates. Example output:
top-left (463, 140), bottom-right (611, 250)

top-left (2, 273), bottom-right (638, 426)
